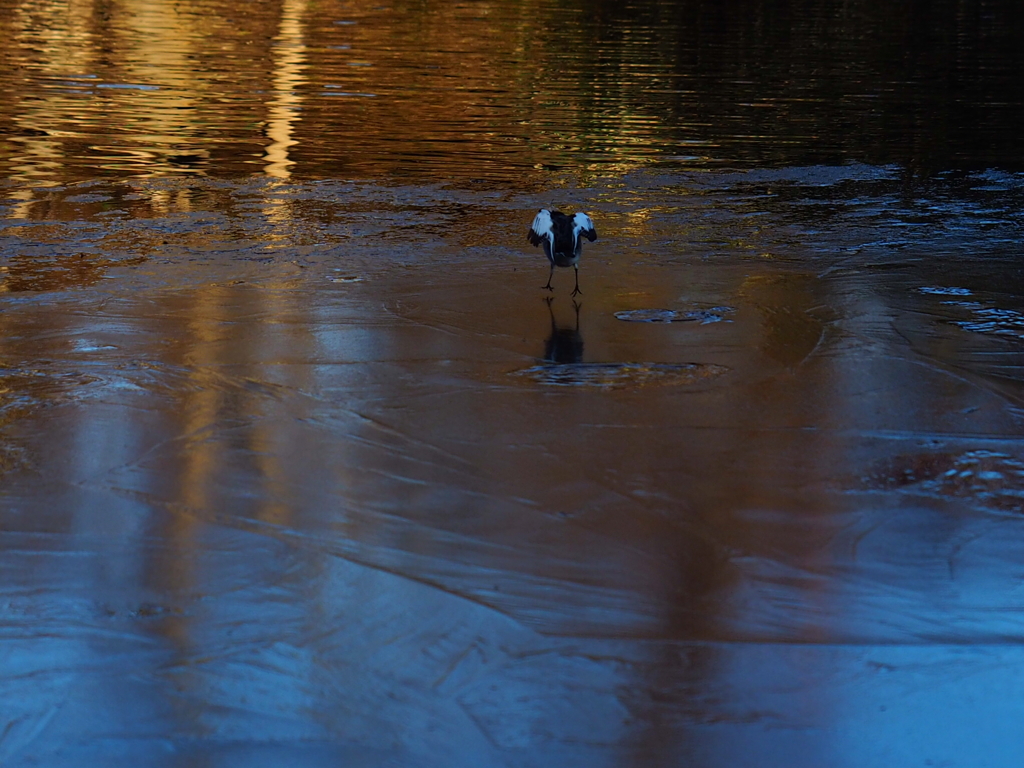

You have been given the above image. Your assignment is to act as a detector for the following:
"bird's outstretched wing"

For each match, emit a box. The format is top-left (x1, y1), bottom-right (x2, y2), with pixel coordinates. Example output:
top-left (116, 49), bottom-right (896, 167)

top-left (528, 209), bottom-right (553, 247)
top-left (572, 212), bottom-right (597, 242)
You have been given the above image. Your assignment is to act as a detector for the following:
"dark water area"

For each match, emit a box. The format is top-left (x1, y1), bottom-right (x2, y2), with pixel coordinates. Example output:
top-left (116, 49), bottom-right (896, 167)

top-left (3, 1), bottom-right (1024, 767)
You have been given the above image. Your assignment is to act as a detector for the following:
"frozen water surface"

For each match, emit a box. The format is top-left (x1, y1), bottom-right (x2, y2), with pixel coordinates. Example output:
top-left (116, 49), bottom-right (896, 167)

top-left (3, 1), bottom-right (1024, 766)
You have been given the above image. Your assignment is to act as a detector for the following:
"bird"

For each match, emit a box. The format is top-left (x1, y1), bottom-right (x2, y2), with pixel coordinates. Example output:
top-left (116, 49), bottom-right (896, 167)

top-left (527, 209), bottom-right (597, 297)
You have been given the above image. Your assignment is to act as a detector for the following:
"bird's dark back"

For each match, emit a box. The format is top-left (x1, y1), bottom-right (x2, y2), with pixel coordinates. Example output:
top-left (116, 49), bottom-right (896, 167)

top-left (548, 211), bottom-right (577, 257)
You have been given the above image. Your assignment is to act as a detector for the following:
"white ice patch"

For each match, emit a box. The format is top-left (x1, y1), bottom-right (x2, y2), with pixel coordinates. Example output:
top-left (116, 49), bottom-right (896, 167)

top-left (918, 286), bottom-right (972, 296)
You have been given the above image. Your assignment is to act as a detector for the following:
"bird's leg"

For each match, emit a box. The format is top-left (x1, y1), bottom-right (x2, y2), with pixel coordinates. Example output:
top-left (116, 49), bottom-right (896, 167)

top-left (543, 264), bottom-right (554, 292)
top-left (571, 265), bottom-right (582, 297)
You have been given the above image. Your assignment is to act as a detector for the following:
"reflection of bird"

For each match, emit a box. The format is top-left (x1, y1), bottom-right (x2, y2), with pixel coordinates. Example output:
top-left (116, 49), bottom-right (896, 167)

top-left (527, 209), bottom-right (597, 297)
top-left (544, 297), bottom-right (584, 364)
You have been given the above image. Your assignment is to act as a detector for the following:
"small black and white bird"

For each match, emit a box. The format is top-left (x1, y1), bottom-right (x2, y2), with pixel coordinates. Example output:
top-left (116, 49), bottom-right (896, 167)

top-left (527, 209), bottom-right (597, 297)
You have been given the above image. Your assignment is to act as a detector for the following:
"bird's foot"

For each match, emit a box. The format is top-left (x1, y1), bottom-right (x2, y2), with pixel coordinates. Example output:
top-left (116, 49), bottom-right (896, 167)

top-left (542, 284), bottom-right (554, 292)
top-left (571, 287), bottom-right (582, 297)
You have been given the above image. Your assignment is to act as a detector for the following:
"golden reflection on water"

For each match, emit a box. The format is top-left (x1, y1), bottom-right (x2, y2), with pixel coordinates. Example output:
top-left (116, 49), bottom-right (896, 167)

top-left (264, 0), bottom-right (309, 179)
top-left (0, 0), bottom-right (676, 191)
top-left (2, 0), bottom-right (1021, 195)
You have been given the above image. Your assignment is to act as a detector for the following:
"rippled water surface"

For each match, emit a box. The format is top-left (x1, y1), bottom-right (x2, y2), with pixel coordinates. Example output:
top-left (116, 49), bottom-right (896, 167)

top-left (3, 1), bottom-right (1024, 766)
